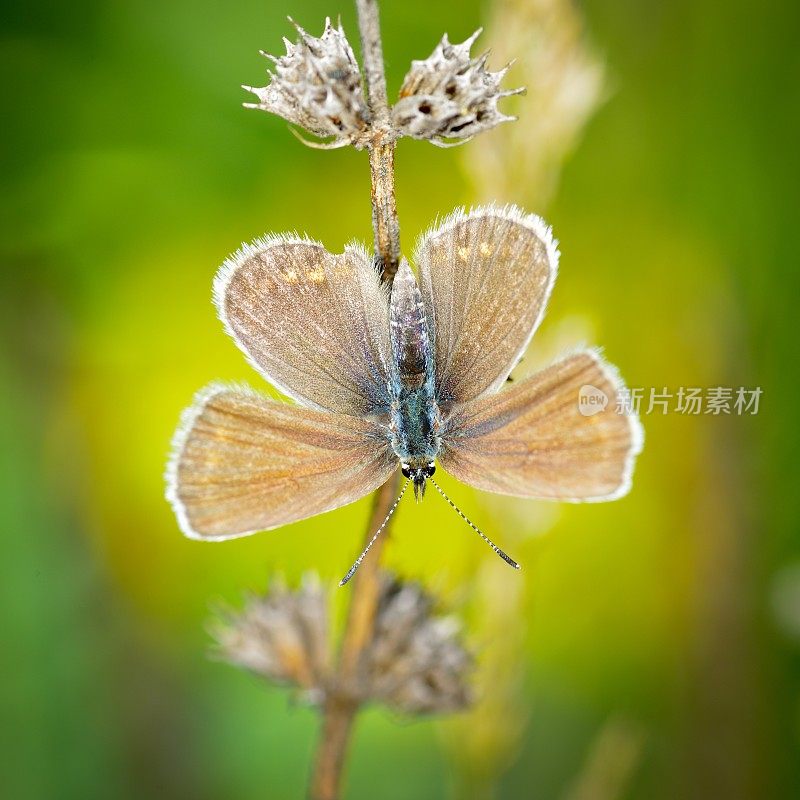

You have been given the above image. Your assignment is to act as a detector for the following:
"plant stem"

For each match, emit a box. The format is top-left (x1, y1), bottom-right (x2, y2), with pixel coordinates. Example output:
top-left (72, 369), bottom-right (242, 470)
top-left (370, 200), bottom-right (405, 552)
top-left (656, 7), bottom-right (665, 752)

top-left (355, 0), bottom-right (389, 117)
top-left (308, 3), bottom-right (401, 798)
top-left (368, 139), bottom-right (400, 282)
top-left (357, 0), bottom-right (400, 281)
top-left (308, 694), bottom-right (358, 800)
top-left (309, 475), bottom-right (400, 800)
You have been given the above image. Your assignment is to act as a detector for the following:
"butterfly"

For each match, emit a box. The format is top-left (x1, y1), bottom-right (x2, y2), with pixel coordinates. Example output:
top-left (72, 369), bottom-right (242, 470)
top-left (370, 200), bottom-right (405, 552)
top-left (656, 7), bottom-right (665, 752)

top-left (165, 205), bottom-right (643, 584)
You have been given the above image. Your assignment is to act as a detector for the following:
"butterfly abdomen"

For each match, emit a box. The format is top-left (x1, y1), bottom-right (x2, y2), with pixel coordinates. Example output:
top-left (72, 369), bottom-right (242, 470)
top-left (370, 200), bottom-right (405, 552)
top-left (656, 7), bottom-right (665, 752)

top-left (389, 260), bottom-right (441, 465)
top-left (390, 260), bottom-right (429, 387)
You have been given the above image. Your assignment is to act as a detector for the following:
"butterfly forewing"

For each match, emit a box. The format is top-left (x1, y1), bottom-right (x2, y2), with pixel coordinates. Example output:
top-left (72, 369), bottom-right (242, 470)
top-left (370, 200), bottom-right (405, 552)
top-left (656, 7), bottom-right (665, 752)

top-left (215, 237), bottom-right (392, 417)
top-left (415, 205), bottom-right (558, 407)
top-left (166, 385), bottom-right (396, 539)
top-left (440, 350), bottom-right (643, 501)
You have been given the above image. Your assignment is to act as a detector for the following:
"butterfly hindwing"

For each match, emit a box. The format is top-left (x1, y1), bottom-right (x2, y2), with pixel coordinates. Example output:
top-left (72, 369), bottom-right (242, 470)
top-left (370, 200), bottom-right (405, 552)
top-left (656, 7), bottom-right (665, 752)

top-left (439, 350), bottom-right (643, 501)
top-left (166, 384), bottom-right (396, 539)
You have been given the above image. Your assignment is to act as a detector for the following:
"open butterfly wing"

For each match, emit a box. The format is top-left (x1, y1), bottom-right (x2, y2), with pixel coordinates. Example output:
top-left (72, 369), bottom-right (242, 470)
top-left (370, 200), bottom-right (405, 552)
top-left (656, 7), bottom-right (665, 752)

top-left (215, 237), bottom-right (392, 417)
top-left (439, 350), bottom-right (643, 501)
top-left (166, 385), bottom-right (396, 539)
top-left (415, 205), bottom-right (559, 407)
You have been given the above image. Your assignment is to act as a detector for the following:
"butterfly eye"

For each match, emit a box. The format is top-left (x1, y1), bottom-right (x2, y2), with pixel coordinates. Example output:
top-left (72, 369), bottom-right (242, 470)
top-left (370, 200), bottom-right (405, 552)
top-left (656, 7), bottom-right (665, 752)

top-left (424, 463), bottom-right (436, 477)
top-left (401, 464), bottom-right (412, 478)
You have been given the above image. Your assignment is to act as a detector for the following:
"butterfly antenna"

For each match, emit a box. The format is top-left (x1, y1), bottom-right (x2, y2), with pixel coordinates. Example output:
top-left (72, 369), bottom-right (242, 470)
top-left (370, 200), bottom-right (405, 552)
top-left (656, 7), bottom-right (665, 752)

top-left (429, 478), bottom-right (521, 571)
top-left (339, 479), bottom-right (410, 587)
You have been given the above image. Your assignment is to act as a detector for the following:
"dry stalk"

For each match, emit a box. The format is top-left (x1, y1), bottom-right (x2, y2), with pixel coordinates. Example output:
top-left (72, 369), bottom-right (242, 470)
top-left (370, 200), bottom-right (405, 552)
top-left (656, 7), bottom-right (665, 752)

top-left (308, 2), bottom-right (401, 797)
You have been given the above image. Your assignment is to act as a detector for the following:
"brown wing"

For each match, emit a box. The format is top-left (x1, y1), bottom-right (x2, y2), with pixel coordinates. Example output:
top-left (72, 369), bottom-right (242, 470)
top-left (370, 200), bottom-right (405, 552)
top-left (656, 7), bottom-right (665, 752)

top-left (415, 205), bottom-right (559, 407)
top-left (214, 236), bottom-right (392, 417)
top-left (165, 385), bottom-right (396, 539)
top-left (439, 350), bottom-right (643, 501)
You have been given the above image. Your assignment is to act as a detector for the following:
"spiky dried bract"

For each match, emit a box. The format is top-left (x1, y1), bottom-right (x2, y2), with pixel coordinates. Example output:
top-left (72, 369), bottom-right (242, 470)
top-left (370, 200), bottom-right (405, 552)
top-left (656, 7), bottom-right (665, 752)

top-left (366, 576), bottom-right (472, 714)
top-left (210, 574), bottom-right (471, 715)
top-left (391, 30), bottom-right (523, 146)
top-left (211, 576), bottom-right (330, 704)
top-left (243, 18), bottom-right (370, 148)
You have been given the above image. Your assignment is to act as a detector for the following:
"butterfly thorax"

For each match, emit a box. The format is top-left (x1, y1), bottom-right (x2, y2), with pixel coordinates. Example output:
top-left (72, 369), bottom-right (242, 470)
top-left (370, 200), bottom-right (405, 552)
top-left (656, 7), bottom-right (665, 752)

top-left (388, 260), bottom-right (441, 497)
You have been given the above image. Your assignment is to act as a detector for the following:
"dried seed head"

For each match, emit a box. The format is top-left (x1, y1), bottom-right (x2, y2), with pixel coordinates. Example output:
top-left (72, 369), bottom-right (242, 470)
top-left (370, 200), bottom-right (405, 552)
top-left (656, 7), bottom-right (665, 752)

top-left (391, 30), bottom-right (523, 147)
top-left (210, 573), bottom-right (471, 716)
top-left (243, 18), bottom-right (371, 148)
top-left (365, 576), bottom-right (472, 714)
top-left (210, 574), bottom-right (330, 704)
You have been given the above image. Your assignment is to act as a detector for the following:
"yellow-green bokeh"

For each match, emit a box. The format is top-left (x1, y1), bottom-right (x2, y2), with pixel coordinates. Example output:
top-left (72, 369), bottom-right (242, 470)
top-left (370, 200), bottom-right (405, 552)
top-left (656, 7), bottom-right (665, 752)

top-left (2, 0), bottom-right (798, 798)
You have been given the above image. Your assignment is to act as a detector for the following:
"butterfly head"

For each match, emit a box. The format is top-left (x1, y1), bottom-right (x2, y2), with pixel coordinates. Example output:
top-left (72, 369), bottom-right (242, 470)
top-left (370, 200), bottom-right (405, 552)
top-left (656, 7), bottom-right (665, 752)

top-left (401, 461), bottom-right (436, 501)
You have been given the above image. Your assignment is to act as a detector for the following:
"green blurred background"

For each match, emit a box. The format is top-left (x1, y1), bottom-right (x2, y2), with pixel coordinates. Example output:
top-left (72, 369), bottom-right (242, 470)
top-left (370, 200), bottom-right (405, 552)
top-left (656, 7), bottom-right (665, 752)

top-left (2, 0), bottom-right (799, 797)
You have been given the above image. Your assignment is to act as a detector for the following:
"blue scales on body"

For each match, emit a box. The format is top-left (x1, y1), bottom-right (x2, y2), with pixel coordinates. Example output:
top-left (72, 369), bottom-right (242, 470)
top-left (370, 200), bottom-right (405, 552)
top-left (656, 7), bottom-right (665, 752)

top-left (388, 260), bottom-right (441, 500)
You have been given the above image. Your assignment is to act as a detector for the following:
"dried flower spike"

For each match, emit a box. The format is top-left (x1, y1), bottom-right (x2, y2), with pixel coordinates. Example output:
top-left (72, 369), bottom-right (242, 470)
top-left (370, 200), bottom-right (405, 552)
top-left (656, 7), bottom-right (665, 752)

top-left (243, 17), bottom-right (370, 149)
top-left (366, 576), bottom-right (472, 715)
top-left (210, 574), bottom-right (471, 716)
top-left (210, 575), bottom-right (330, 704)
top-left (392, 29), bottom-right (524, 147)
